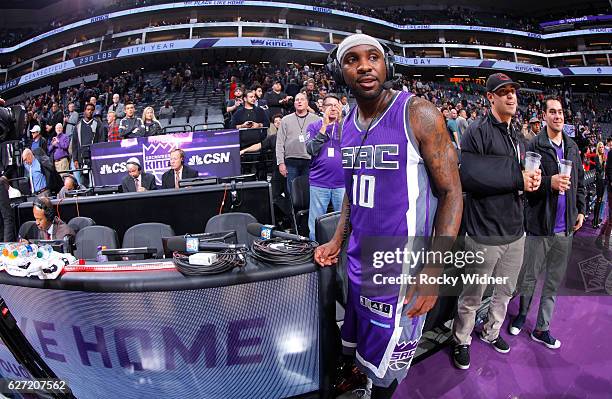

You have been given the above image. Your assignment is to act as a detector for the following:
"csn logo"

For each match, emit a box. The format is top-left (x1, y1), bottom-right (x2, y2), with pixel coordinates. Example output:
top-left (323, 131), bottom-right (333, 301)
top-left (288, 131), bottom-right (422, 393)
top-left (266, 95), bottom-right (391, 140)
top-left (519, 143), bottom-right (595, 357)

top-left (187, 152), bottom-right (231, 166)
top-left (99, 162), bottom-right (128, 175)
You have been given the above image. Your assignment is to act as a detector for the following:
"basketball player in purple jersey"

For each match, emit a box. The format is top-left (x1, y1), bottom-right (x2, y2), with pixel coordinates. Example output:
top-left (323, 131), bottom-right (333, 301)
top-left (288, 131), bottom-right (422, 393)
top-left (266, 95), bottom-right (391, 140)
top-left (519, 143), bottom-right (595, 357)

top-left (315, 34), bottom-right (462, 398)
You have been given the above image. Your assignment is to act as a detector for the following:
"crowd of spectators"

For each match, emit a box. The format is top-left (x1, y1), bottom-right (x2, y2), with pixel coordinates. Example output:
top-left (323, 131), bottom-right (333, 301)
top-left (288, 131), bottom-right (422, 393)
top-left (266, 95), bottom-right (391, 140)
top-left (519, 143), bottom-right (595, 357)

top-left (0, 0), bottom-right (607, 49)
top-left (3, 58), bottom-right (610, 201)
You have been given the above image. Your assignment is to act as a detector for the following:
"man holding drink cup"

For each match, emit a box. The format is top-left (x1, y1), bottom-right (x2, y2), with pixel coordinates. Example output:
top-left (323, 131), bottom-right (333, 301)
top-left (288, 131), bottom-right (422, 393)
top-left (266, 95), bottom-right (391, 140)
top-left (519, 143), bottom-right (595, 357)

top-left (511, 96), bottom-right (585, 350)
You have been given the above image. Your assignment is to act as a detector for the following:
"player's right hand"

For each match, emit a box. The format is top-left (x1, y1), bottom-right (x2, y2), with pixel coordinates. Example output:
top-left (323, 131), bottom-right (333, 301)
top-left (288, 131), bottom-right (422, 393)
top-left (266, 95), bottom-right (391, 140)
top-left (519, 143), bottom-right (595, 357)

top-left (314, 240), bottom-right (341, 267)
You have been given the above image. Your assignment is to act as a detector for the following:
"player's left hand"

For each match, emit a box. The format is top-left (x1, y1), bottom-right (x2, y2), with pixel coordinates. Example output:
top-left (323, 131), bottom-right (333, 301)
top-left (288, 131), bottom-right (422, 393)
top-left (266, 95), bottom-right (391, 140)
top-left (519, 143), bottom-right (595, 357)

top-left (404, 281), bottom-right (439, 318)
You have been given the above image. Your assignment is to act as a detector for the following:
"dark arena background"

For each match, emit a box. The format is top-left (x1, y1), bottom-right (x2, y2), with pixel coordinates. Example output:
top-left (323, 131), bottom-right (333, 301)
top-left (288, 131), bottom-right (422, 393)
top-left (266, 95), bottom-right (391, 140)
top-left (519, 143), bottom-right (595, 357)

top-left (0, 0), bottom-right (610, 398)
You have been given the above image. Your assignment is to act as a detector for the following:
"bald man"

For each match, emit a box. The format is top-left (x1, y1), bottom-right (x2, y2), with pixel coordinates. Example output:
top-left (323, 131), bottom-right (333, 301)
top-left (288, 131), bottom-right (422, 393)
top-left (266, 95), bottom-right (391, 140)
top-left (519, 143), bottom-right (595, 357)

top-left (276, 92), bottom-right (320, 194)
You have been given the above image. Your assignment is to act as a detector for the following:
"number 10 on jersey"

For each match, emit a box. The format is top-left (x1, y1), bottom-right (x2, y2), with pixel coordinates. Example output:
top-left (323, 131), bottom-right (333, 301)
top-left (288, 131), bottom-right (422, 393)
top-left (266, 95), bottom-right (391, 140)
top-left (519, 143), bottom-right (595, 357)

top-left (352, 175), bottom-right (375, 208)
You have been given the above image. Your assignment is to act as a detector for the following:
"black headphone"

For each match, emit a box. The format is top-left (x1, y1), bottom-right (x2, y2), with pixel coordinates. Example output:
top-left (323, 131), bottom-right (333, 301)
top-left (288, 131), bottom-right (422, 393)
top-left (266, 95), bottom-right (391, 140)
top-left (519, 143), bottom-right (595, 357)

top-left (33, 197), bottom-right (56, 221)
top-left (126, 160), bottom-right (142, 171)
top-left (326, 41), bottom-right (395, 87)
top-left (63, 174), bottom-right (78, 188)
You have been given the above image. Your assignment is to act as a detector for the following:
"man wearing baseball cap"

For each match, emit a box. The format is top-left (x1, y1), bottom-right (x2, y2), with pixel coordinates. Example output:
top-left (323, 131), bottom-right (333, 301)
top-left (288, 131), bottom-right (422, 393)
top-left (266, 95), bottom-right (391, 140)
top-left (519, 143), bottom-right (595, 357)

top-left (451, 73), bottom-right (541, 370)
top-left (524, 116), bottom-right (541, 141)
top-left (29, 125), bottom-right (48, 156)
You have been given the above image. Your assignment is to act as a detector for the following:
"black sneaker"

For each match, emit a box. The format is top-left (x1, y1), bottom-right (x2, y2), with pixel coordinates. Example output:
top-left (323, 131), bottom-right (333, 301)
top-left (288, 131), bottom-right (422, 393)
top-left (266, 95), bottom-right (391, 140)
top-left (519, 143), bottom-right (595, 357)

top-left (452, 344), bottom-right (470, 370)
top-left (509, 314), bottom-right (526, 336)
top-left (479, 332), bottom-right (510, 353)
top-left (531, 330), bottom-right (561, 349)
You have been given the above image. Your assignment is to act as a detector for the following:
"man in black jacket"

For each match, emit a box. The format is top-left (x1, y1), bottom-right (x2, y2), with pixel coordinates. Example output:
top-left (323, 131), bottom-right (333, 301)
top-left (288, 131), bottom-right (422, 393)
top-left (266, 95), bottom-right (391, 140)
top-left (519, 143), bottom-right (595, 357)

top-left (118, 102), bottom-right (145, 139)
top-left (452, 73), bottom-right (541, 370)
top-left (161, 149), bottom-right (198, 189)
top-left (72, 103), bottom-right (104, 187)
top-left (509, 96), bottom-right (585, 350)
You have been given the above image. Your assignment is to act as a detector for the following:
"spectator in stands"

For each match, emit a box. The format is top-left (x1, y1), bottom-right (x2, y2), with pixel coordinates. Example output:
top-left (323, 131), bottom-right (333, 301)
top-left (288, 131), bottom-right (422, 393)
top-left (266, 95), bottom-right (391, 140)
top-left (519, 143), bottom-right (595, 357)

top-left (47, 123), bottom-right (71, 175)
top-left (172, 73), bottom-right (183, 92)
top-left (447, 108), bottom-right (460, 148)
top-left (90, 96), bottom-right (103, 120)
top-left (22, 148), bottom-right (60, 197)
top-left (31, 196), bottom-right (75, 241)
top-left (268, 114), bottom-right (282, 135)
top-left (108, 93), bottom-right (125, 119)
top-left (141, 106), bottom-right (163, 136)
top-left (230, 90), bottom-right (270, 130)
top-left (468, 110), bottom-right (478, 125)
top-left (161, 148), bottom-right (198, 189)
top-left (121, 158), bottom-right (156, 193)
top-left (305, 95), bottom-right (344, 241)
top-left (105, 111), bottom-right (120, 142)
top-left (64, 102), bottom-right (79, 138)
top-left (225, 87), bottom-right (244, 115)
top-left (29, 125), bottom-right (48, 155)
top-left (340, 95), bottom-right (350, 117)
top-left (57, 174), bottom-right (82, 199)
top-left (524, 117), bottom-right (541, 141)
top-left (72, 103), bottom-right (104, 187)
top-left (264, 81), bottom-right (291, 117)
top-left (285, 78), bottom-right (300, 99)
top-left (45, 102), bottom-right (63, 135)
top-left (276, 92), bottom-right (319, 194)
top-left (251, 84), bottom-right (268, 109)
top-left (457, 109), bottom-right (469, 141)
top-left (118, 102), bottom-right (145, 139)
top-left (158, 100), bottom-right (175, 122)
top-left (303, 80), bottom-right (320, 114)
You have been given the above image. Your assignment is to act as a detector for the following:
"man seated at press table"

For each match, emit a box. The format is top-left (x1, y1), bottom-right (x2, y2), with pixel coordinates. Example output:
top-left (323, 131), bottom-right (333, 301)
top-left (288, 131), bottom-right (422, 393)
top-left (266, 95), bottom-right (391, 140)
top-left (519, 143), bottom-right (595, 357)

top-left (32, 197), bottom-right (75, 241)
top-left (161, 148), bottom-right (198, 189)
top-left (121, 158), bottom-right (157, 193)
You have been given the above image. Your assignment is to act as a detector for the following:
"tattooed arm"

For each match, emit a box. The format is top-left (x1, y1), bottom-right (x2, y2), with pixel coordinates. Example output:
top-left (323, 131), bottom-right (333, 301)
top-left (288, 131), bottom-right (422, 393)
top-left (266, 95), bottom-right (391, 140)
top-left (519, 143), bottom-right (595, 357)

top-left (404, 96), bottom-right (463, 317)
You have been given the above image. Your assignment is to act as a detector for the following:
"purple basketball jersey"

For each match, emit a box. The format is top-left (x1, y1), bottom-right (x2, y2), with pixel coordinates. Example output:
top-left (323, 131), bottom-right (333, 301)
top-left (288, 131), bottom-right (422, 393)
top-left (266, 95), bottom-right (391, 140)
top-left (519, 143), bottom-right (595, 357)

top-left (339, 91), bottom-right (437, 383)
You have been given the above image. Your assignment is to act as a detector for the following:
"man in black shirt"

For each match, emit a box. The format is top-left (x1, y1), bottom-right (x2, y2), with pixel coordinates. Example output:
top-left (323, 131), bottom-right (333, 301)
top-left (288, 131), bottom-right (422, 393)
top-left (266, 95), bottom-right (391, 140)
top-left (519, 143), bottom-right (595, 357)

top-left (230, 91), bottom-right (270, 130)
top-left (45, 102), bottom-right (63, 136)
top-left (264, 81), bottom-right (292, 118)
top-left (72, 103), bottom-right (104, 187)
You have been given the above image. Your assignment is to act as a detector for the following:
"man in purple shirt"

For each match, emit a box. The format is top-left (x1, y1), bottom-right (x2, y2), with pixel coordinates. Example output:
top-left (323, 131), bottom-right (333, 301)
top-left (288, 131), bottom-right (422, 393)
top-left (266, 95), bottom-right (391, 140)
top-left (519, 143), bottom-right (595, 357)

top-left (47, 123), bottom-right (71, 175)
top-left (511, 96), bottom-right (585, 350)
top-left (305, 95), bottom-right (345, 240)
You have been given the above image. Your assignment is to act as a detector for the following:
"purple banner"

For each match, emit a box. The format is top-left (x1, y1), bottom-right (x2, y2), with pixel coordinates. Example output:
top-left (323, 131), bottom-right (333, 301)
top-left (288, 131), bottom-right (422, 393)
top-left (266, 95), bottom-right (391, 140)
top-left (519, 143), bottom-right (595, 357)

top-left (540, 14), bottom-right (612, 28)
top-left (91, 130), bottom-right (240, 186)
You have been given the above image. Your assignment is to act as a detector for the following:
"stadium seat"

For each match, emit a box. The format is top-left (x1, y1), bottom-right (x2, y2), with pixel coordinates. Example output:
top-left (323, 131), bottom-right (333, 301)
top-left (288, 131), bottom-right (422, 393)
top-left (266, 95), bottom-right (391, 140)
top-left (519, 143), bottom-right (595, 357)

top-left (122, 222), bottom-right (175, 258)
top-left (75, 226), bottom-right (119, 260)
top-left (67, 216), bottom-right (96, 235)
top-left (315, 211), bottom-right (341, 245)
top-left (205, 212), bottom-right (257, 246)
top-left (290, 176), bottom-right (310, 237)
top-left (18, 221), bottom-right (39, 240)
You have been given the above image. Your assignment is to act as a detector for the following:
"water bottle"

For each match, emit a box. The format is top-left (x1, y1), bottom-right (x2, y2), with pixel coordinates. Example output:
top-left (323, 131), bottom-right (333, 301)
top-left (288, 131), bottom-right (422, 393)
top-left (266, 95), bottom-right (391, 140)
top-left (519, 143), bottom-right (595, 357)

top-left (12, 244), bottom-right (37, 259)
top-left (99, 246), bottom-right (109, 263)
top-left (36, 245), bottom-right (54, 260)
top-left (95, 245), bottom-right (104, 262)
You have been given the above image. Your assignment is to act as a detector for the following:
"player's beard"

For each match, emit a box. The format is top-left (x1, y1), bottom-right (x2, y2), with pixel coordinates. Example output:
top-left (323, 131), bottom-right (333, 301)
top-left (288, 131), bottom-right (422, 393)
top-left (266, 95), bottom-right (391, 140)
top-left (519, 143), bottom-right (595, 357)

top-left (350, 81), bottom-right (384, 101)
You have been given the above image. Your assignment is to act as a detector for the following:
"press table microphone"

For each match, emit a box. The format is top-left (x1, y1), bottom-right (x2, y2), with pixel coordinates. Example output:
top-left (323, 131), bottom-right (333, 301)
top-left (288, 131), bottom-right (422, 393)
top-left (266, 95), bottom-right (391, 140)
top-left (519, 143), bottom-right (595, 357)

top-left (247, 223), bottom-right (310, 242)
top-left (165, 237), bottom-right (247, 253)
